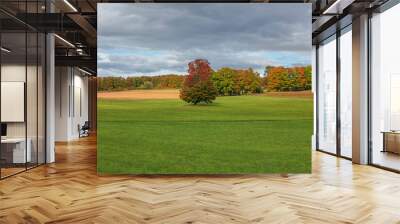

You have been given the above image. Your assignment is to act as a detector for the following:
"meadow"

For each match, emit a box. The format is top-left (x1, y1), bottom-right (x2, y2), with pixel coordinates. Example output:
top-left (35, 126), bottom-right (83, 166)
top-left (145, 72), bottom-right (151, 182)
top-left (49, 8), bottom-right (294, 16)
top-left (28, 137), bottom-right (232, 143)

top-left (97, 90), bottom-right (313, 174)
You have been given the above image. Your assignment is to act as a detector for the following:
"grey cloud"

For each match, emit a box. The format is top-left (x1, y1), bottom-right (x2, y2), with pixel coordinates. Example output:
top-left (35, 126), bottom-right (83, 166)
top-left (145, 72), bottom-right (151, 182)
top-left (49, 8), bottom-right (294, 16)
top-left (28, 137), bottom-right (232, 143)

top-left (98, 53), bottom-right (187, 75)
top-left (98, 3), bottom-right (311, 76)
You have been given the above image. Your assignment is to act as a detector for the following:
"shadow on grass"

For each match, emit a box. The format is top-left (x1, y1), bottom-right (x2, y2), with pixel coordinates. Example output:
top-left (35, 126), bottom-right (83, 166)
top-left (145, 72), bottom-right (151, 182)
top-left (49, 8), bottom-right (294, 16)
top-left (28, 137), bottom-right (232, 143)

top-left (183, 102), bottom-right (221, 107)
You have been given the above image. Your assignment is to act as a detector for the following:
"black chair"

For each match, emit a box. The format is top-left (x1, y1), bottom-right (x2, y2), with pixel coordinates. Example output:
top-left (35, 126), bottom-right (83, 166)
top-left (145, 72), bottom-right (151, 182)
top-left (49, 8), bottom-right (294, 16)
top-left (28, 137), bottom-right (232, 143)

top-left (79, 121), bottom-right (90, 138)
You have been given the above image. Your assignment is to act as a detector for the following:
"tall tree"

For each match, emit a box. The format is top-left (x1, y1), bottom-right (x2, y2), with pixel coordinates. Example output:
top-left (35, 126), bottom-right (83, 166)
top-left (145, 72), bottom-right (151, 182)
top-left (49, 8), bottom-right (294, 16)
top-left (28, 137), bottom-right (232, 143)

top-left (235, 68), bottom-right (263, 95)
top-left (180, 59), bottom-right (217, 104)
top-left (212, 67), bottom-right (238, 96)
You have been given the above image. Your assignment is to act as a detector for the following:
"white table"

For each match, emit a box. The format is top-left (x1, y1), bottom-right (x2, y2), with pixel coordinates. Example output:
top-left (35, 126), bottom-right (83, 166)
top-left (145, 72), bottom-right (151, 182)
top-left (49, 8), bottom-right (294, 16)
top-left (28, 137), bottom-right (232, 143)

top-left (1, 138), bottom-right (31, 163)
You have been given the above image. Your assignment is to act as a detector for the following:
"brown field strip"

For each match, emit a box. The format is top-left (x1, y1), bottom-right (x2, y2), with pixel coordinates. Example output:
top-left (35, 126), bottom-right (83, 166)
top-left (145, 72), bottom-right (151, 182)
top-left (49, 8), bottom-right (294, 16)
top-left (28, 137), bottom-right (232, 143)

top-left (98, 89), bottom-right (180, 100)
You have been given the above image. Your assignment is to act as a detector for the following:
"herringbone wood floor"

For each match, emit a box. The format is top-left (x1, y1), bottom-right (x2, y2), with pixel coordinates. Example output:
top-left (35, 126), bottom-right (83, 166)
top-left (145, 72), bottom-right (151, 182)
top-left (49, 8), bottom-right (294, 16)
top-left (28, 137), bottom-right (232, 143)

top-left (1, 135), bottom-right (400, 224)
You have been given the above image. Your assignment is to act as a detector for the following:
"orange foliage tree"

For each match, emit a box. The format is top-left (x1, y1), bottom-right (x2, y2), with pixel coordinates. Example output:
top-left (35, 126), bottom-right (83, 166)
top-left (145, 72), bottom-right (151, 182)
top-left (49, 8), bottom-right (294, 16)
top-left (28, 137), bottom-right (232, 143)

top-left (179, 59), bottom-right (217, 104)
top-left (264, 65), bottom-right (311, 91)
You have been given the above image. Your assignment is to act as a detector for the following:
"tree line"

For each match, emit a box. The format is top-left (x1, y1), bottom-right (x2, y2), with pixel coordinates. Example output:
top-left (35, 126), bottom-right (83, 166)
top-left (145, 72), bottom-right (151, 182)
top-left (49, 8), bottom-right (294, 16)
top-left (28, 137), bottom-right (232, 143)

top-left (212, 67), bottom-right (263, 96)
top-left (97, 65), bottom-right (311, 93)
top-left (264, 66), bottom-right (312, 91)
top-left (97, 74), bottom-right (184, 91)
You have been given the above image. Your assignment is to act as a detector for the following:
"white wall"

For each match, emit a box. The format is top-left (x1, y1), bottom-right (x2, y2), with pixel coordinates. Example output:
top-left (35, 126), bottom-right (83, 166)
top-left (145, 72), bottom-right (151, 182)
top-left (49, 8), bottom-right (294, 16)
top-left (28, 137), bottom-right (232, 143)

top-left (74, 73), bottom-right (89, 136)
top-left (55, 66), bottom-right (70, 141)
top-left (55, 67), bottom-right (89, 141)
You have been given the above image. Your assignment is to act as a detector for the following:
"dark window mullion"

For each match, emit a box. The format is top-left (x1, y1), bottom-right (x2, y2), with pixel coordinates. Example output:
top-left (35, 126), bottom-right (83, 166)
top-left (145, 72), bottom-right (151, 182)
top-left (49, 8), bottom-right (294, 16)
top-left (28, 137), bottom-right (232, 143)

top-left (367, 11), bottom-right (373, 165)
top-left (336, 28), bottom-right (341, 157)
top-left (316, 45), bottom-right (320, 151)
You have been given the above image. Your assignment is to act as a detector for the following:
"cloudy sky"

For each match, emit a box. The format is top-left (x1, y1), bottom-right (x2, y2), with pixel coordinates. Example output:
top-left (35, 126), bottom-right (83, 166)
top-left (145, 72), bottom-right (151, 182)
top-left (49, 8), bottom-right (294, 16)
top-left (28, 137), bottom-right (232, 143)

top-left (98, 4), bottom-right (311, 77)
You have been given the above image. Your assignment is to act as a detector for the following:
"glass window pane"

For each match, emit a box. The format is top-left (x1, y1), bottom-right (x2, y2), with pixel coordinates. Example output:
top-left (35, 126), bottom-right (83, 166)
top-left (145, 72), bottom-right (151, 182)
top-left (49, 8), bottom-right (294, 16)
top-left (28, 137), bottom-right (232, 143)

top-left (340, 28), bottom-right (352, 158)
top-left (38, 33), bottom-right (45, 165)
top-left (27, 31), bottom-right (38, 169)
top-left (318, 36), bottom-right (337, 154)
top-left (1, 31), bottom-right (27, 177)
top-left (371, 3), bottom-right (400, 171)
top-left (0, 1), bottom-right (46, 179)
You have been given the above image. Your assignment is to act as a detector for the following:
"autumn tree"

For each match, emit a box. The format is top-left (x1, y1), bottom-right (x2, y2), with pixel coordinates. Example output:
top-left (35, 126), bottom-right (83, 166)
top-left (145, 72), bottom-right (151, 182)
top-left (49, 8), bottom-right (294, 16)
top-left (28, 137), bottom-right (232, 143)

top-left (212, 67), bottom-right (263, 96)
top-left (234, 68), bottom-right (263, 95)
top-left (212, 67), bottom-right (238, 96)
top-left (264, 66), bottom-right (311, 91)
top-left (180, 59), bottom-right (217, 104)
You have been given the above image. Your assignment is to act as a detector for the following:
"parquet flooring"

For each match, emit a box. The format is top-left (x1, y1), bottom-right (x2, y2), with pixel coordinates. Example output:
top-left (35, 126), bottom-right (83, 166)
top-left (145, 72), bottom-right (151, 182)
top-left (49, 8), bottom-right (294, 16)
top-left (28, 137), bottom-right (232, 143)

top-left (0, 135), bottom-right (400, 223)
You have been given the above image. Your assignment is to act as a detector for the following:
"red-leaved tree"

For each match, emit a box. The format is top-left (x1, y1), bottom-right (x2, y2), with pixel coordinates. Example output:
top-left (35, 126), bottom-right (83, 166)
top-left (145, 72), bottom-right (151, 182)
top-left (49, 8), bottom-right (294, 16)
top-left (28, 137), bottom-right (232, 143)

top-left (180, 59), bottom-right (217, 104)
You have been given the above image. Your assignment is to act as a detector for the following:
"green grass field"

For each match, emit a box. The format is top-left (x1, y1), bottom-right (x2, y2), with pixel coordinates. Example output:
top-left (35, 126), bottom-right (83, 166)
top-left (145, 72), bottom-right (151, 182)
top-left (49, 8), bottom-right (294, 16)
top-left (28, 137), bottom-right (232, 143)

top-left (98, 94), bottom-right (313, 174)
